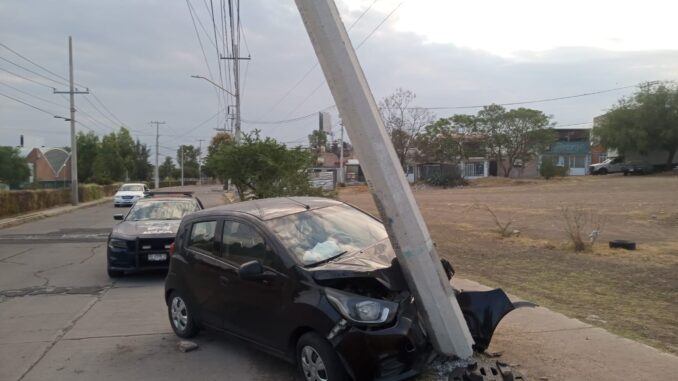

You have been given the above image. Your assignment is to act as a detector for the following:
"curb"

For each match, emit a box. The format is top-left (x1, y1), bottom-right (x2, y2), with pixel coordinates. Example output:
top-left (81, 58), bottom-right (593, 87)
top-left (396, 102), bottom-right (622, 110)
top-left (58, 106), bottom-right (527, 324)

top-left (0, 196), bottom-right (114, 230)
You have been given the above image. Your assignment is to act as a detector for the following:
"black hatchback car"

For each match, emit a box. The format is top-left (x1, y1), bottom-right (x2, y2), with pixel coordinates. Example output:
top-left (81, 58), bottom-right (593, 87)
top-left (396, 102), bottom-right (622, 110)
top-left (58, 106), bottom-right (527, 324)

top-left (165, 197), bottom-right (514, 381)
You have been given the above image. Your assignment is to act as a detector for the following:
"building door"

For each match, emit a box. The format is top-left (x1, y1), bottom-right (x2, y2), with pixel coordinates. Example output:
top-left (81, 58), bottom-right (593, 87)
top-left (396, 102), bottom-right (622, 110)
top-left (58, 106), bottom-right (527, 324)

top-left (569, 155), bottom-right (586, 176)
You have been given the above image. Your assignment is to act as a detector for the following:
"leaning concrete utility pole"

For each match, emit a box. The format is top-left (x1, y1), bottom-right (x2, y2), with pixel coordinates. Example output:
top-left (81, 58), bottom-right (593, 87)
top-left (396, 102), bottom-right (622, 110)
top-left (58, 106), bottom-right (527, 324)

top-left (294, 0), bottom-right (474, 358)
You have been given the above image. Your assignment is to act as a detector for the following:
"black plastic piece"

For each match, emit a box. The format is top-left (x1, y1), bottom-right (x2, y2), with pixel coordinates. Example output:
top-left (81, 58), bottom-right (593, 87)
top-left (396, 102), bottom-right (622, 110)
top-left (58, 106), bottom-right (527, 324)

top-left (456, 289), bottom-right (515, 352)
top-left (450, 360), bottom-right (525, 381)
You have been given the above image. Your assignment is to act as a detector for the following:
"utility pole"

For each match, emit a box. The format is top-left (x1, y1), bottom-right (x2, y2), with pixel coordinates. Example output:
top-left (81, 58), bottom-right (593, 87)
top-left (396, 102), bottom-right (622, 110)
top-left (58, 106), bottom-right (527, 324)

top-left (294, 0), bottom-right (474, 358)
top-left (180, 146), bottom-right (185, 187)
top-left (197, 139), bottom-right (205, 185)
top-left (150, 121), bottom-right (165, 189)
top-left (221, 0), bottom-right (251, 143)
top-left (53, 36), bottom-right (89, 206)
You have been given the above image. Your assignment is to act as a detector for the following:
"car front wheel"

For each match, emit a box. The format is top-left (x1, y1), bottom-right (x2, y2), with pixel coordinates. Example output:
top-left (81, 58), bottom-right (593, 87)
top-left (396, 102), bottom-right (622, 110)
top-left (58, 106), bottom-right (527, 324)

top-left (168, 291), bottom-right (198, 338)
top-left (296, 332), bottom-right (347, 381)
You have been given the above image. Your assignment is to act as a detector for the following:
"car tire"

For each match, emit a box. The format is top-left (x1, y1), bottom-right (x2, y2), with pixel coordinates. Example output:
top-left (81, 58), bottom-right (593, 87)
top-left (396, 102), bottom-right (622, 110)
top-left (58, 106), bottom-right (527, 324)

top-left (296, 332), bottom-right (347, 381)
top-left (623, 171), bottom-right (629, 176)
top-left (599, 168), bottom-right (607, 175)
top-left (168, 291), bottom-right (198, 338)
top-left (107, 268), bottom-right (124, 278)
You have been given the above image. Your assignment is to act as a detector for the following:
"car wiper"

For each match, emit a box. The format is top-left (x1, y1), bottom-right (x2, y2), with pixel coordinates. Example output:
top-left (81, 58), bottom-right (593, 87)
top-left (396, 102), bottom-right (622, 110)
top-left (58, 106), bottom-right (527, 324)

top-left (305, 251), bottom-right (349, 268)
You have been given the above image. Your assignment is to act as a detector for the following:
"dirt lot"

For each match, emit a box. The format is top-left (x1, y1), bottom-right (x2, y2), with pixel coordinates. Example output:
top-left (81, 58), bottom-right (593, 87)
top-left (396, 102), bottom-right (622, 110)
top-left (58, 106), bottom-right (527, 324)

top-left (338, 174), bottom-right (678, 354)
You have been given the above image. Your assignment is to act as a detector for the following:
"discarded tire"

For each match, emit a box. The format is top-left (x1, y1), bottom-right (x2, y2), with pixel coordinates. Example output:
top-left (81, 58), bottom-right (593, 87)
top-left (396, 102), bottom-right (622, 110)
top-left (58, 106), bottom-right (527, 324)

top-left (609, 240), bottom-right (636, 250)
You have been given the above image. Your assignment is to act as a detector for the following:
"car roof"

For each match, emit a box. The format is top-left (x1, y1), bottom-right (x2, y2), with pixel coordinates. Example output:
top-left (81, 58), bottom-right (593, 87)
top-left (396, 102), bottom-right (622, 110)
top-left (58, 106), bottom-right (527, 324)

top-left (190, 197), bottom-right (344, 221)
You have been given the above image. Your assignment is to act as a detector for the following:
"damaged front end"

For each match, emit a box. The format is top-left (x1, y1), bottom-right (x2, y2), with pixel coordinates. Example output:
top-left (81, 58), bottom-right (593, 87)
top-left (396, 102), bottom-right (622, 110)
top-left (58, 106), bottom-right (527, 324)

top-left (308, 241), bottom-right (516, 379)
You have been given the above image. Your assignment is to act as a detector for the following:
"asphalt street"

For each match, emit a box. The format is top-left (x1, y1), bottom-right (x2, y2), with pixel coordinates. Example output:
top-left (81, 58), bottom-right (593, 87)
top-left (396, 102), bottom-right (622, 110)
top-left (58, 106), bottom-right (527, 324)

top-left (0, 185), bottom-right (298, 381)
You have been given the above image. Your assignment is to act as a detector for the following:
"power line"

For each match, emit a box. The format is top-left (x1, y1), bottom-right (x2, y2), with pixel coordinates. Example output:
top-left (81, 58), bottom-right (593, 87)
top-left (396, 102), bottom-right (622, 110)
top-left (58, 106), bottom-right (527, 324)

top-left (0, 90), bottom-right (60, 116)
top-left (90, 92), bottom-right (126, 126)
top-left (0, 80), bottom-right (68, 108)
top-left (260, 0), bottom-right (380, 117)
top-left (0, 67), bottom-right (55, 89)
top-left (282, 1), bottom-right (403, 119)
top-left (0, 42), bottom-right (77, 85)
top-left (0, 55), bottom-right (70, 87)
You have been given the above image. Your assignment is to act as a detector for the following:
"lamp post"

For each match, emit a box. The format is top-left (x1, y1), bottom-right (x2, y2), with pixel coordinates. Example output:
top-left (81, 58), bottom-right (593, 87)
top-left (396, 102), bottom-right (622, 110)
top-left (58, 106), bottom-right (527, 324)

top-left (190, 75), bottom-right (239, 142)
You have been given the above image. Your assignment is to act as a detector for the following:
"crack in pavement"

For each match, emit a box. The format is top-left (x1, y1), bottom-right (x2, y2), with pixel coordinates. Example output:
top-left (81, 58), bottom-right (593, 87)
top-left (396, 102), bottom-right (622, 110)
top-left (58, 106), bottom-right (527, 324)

top-left (0, 285), bottom-right (107, 298)
top-left (0, 248), bottom-right (32, 265)
top-left (79, 243), bottom-right (104, 264)
top-left (16, 285), bottom-right (113, 381)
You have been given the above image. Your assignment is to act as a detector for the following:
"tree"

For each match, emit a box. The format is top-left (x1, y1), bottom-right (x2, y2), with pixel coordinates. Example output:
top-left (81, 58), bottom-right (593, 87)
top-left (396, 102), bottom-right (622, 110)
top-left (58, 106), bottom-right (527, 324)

top-left (116, 127), bottom-right (136, 180)
top-left (159, 156), bottom-right (176, 180)
top-left (176, 145), bottom-right (200, 179)
top-left (415, 115), bottom-right (481, 163)
top-left (76, 131), bottom-right (100, 183)
top-left (379, 88), bottom-right (434, 168)
top-left (207, 130), bottom-right (319, 199)
top-left (473, 105), bottom-right (555, 177)
top-left (0, 146), bottom-right (30, 187)
top-left (203, 132), bottom-right (234, 179)
top-left (91, 132), bottom-right (125, 184)
top-left (593, 82), bottom-right (678, 170)
top-left (131, 140), bottom-right (152, 181)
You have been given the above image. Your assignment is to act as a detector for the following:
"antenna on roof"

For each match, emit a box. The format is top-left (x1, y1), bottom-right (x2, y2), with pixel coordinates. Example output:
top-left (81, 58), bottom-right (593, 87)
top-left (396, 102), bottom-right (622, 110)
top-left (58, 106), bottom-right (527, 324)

top-left (286, 197), bottom-right (310, 210)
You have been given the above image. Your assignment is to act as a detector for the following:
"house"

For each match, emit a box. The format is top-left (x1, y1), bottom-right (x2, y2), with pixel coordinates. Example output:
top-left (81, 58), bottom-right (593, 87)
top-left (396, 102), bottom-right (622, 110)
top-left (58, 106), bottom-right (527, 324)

top-left (25, 147), bottom-right (72, 187)
top-left (539, 128), bottom-right (592, 176)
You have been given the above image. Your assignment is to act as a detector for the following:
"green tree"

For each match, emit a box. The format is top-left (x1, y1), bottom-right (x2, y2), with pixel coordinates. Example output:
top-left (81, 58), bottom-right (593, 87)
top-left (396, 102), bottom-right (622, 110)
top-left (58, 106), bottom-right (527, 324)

top-left (76, 131), bottom-right (100, 183)
top-left (116, 128), bottom-right (136, 180)
top-left (176, 145), bottom-right (200, 179)
top-left (131, 140), bottom-right (152, 181)
top-left (379, 88), bottom-right (435, 168)
top-left (593, 82), bottom-right (678, 170)
top-left (415, 115), bottom-right (481, 163)
top-left (159, 156), bottom-right (176, 180)
top-left (91, 132), bottom-right (124, 184)
top-left (207, 130), bottom-right (318, 199)
top-left (0, 146), bottom-right (30, 187)
top-left (203, 132), bottom-right (234, 179)
top-left (473, 105), bottom-right (555, 177)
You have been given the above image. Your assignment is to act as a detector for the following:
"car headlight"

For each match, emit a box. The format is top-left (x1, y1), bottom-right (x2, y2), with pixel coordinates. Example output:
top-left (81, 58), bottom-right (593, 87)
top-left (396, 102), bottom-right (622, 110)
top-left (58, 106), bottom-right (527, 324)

top-left (108, 238), bottom-right (128, 250)
top-left (325, 288), bottom-right (398, 326)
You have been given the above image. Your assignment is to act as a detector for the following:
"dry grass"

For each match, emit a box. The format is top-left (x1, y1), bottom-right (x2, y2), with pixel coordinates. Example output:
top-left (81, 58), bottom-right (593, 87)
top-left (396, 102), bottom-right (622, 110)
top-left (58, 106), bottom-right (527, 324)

top-left (340, 175), bottom-right (678, 354)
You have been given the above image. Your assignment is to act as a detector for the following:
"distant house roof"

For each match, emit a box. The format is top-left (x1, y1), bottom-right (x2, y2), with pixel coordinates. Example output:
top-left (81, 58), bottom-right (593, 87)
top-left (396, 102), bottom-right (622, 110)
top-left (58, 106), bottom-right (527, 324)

top-left (26, 147), bottom-right (71, 176)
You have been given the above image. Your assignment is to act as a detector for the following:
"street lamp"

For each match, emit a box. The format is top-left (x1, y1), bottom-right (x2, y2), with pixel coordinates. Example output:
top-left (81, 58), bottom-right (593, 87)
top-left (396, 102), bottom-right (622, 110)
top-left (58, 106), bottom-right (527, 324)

top-left (190, 75), bottom-right (236, 97)
top-left (54, 115), bottom-right (72, 121)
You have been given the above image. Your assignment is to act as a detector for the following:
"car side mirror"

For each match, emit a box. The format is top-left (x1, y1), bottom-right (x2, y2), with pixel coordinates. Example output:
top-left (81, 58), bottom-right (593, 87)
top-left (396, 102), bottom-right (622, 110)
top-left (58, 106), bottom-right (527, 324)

top-left (238, 260), bottom-right (263, 280)
top-left (113, 214), bottom-right (124, 220)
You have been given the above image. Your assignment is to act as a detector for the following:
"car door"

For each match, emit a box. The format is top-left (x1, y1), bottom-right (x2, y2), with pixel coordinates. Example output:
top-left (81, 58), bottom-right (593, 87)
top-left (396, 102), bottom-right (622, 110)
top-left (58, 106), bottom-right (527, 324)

top-left (220, 219), bottom-right (292, 349)
top-left (183, 218), bottom-right (227, 329)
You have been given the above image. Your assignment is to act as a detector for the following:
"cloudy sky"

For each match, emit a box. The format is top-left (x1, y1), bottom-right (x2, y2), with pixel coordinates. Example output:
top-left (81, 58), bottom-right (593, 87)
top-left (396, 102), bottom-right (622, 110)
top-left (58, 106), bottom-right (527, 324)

top-left (1, 0), bottom-right (677, 162)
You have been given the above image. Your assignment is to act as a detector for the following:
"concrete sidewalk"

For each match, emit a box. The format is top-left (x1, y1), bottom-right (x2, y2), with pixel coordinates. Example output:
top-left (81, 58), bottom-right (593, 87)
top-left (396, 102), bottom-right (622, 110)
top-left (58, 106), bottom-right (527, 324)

top-left (454, 278), bottom-right (678, 380)
top-left (0, 197), bottom-right (113, 230)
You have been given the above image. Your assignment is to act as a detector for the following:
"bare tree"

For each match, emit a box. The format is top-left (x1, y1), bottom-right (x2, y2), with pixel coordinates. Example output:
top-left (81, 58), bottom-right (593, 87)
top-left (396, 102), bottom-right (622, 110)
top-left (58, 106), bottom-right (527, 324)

top-left (379, 88), bottom-right (434, 168)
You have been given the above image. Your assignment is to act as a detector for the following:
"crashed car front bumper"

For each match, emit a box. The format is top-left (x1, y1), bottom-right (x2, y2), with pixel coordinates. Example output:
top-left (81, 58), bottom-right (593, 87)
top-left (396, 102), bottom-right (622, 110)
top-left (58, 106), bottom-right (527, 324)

top-left (331, 298), bottom-right (431, 381)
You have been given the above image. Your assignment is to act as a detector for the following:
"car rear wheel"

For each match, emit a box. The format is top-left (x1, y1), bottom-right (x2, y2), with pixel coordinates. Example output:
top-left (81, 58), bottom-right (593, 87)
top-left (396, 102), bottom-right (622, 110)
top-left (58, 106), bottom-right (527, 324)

top-left (168, 292), bottom-right (198, 338)
top-left (296, 332), bottom-right (347, 381)
top-left (599, 168), bottom-right (608, 175)
top-left (107, 268), bottom-right (123, 278)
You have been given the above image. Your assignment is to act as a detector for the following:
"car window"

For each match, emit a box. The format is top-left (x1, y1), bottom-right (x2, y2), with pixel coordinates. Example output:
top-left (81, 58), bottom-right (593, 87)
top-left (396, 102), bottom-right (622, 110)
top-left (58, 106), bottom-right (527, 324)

top-left (265, 205), bottom-right (388, 266)
top-left (222, 221), bottom-right (273, 266)
top-left (188, 221), bottom-right (218, 255)
top-left (120, 184), bottom-right (144, 192)
top-left (126, 200), bottom-right (200, 221)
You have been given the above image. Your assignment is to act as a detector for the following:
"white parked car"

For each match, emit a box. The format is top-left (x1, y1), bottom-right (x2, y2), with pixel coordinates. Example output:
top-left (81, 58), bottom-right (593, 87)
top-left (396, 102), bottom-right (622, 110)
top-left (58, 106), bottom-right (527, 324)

top-left (113, 183), bottom-right (149, 207)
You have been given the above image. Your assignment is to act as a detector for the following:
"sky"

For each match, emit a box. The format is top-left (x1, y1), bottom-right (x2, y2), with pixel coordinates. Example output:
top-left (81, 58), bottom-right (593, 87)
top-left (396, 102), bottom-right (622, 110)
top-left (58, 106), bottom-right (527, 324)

top-left (1, 0), bottom-right (677, 163)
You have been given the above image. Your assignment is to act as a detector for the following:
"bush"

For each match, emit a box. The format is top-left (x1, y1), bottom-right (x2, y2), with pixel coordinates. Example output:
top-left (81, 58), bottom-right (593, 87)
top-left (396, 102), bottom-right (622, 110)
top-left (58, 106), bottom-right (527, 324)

top-left (540, 157), bottom-right (568, 179)
top-left (0, 183), bottom-right (120, 218)
top-left (425, 166), bottom-right (467, 188)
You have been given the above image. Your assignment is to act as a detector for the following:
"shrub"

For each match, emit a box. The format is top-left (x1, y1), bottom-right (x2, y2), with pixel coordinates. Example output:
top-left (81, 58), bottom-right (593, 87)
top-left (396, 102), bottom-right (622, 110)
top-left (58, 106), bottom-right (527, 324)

top-left (540, 157), bottom-right (568, 179)
top-left (560, 205), bottom-right (606, 252)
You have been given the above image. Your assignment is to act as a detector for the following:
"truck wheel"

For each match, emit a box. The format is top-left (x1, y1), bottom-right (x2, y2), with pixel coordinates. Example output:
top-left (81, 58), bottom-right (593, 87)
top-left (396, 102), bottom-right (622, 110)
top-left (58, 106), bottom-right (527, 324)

top-left (599, 168), bottom-right (608, 175)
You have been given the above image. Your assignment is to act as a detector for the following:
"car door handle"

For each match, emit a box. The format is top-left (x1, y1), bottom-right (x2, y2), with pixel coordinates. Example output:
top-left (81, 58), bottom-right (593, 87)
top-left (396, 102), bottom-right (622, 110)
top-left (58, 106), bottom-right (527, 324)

top-left (219, 275), bottom-right (229, 285)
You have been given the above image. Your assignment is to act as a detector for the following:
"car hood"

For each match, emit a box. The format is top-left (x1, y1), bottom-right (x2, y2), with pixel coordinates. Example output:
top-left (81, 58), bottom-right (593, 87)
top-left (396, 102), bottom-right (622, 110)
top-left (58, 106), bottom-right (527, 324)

top-left (307, 239), bottom-right (408, 292)
top-left (112, 219), bottom-right (181, 238)
top-left (115, 191), bottom-right (144, 197)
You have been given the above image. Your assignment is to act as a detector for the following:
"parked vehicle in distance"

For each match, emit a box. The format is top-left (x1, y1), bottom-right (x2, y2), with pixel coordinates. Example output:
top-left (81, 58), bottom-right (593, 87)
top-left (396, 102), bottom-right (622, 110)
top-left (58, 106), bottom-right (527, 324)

top-left (107, 192), bottom-right (203, 277)
top-left (622, 160), bottom-right (654, 175)
top-left (589, 157), bottom-right (624, 175)
top-left (165, 197), bottom-right (515, 381)
top-left (113, 183), bottom-right (149, 207)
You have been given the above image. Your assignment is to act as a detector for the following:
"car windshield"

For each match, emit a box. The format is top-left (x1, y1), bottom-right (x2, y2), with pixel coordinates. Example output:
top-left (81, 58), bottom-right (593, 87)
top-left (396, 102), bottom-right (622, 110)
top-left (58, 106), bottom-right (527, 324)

top-left (120, 185), bottom-right (144, 192)
top-left (126, 200), bottom-right (199, 221)
top-left (265, 205), bottom-right (388, 266)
